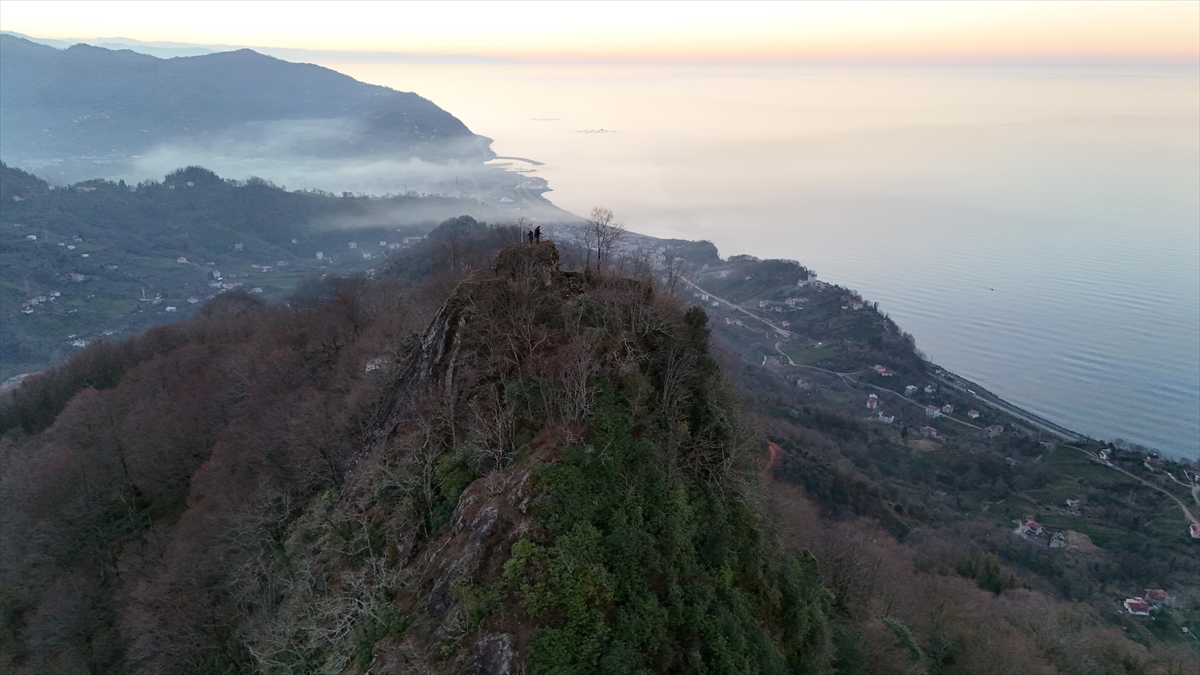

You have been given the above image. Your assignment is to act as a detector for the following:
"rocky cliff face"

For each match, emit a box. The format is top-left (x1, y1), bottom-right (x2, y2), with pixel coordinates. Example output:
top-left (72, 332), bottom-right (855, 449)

top-left (319, 240), bottom-right (829, 672)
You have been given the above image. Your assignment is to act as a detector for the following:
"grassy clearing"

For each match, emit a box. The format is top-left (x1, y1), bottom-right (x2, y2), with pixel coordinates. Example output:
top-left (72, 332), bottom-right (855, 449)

top-left (1036, 515), bottom-right (1124, 547)
top-left (782, 342), bottom-right (842, 365)
top-left (1024, 485), bottom-right (1084, 507)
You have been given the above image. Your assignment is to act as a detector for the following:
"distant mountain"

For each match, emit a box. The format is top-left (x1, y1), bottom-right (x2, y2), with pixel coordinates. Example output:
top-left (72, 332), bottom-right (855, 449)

top-left (0, 34), bottom-right (494, 177)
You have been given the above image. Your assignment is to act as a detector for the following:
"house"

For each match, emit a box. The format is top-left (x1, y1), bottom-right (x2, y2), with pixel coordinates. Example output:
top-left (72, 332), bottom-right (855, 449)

top-left (877, 413), bottom-right (895, 424)
top-left (1123, 598), bottom-right (1151, 616)
top-left (873, 365), bottom-right (894, 376)
top-left (941, 404), bottom-right (954, 415)
top-left (711, 301), bottom-right (720, 307)
top-left (759, 300), bottom-right (768, 308)
top-left (924, 385), bottom-right (935, 394)
top-left (1190, 523), bottom-right (1200, 539)
top-left (1143, 455), bottom-right (1160, 471)
top-left (796, 378), bottom-right (810, 390)
top-left (1065, 499), bottom-right (1081, 514)
top-left (781, 321), bottom-right (790, 327)
top-left (316, 252), bottom-right (324, 260)
top-left (1023, 520), bottom-right (1044, 536)
top-left (866, 394), bottom-right (879, 410)
top-left (164, 306), bottom-right (177, 313)
top-left (700, 294), bottom-right (710, 301)
top-left (1098, 448), bottom-right (1111, 462)
top-left (1049, 531), bottom-right (1068, 549)
top-left (1144, 589), bottom-right (1171, 606)
top-left (905, 385), bottom-right (919, 396)
top-left (348, 241), bottom-right (357, 249)
top-left (967, 409), bottom-right (981, 419)
top-left (924, 406), bottom-right (941, 418)
top-left (920, 426), bottom-right (939, 438)
top-left (850, 301), bottom-right (864, 310)
top-left (985, 425), bottom-right (1005, 437)
top-left (176, 256), bottom-right (188, 263)
top-left (234, 243), bottom-right (243, 251)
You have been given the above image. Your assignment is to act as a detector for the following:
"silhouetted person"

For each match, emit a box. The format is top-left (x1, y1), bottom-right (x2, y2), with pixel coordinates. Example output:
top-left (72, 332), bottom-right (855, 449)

top-left (528, 229), bottom-right (534, 245)
top-left (534, 226), bottom-right (541, 243)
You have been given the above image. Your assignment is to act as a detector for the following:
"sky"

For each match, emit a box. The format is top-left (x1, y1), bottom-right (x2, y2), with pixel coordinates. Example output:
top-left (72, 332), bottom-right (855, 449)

top-left (1, 0), bottom-right (1197, 64)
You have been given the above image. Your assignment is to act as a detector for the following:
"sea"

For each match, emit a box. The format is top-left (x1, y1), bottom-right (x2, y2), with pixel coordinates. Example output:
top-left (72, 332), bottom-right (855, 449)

top-left (319, 61), bottom-right (1199, 460)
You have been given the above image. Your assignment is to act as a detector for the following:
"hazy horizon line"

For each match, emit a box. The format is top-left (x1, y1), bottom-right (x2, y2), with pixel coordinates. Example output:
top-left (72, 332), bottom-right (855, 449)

top-left (6, 31), bottom-right (1197, 69)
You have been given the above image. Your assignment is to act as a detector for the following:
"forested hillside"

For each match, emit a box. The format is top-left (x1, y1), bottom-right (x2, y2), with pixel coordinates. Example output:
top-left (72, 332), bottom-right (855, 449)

top-left (1, 222), bottom-right (1196, 674)
top-left (0, 164), bottom-right (518, 379)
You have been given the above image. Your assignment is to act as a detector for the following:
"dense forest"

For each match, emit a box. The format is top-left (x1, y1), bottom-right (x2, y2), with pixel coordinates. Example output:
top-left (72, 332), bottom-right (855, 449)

top-left (1, 218), bottom-right (1196, 674)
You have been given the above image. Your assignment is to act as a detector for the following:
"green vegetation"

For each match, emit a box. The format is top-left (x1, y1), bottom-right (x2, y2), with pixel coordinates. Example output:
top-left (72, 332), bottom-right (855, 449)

top-left (0, 163), bottom-right (502, 380)
top-left (507, 392), bottom-right (827, 673)
top-left (1, 219), bottom-right (1196, 674)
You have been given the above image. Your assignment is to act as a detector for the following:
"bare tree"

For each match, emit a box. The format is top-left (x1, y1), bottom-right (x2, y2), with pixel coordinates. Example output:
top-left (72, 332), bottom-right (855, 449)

top-left (583, 206), bottom-right (626, 272)
top-left (663, 257), bottom-right (686, 296)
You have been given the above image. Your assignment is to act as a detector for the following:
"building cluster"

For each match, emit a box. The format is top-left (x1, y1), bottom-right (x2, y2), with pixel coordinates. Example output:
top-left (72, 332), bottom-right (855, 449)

top-left (20, 291), bottom-right (61, 315)
top-left (1123, 590), bottom-right (1173, 617)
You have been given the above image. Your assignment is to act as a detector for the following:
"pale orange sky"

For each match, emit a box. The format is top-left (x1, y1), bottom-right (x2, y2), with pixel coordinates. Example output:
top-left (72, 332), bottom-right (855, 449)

top-left (1, 0), bottom-right (1197, 63)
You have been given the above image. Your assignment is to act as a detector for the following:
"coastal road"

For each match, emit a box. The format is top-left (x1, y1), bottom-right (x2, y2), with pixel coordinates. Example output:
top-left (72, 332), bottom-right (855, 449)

top-left (689, 276), bottom-right (982, 431)
top-left (932, 371), bottom-right (1084, 442)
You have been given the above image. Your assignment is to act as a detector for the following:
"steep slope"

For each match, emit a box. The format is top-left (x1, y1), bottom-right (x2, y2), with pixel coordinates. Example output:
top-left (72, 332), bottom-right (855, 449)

top-left (0, 34), bottom-right (491, 167)
top-left (0, 241), bottom-right (831, 674)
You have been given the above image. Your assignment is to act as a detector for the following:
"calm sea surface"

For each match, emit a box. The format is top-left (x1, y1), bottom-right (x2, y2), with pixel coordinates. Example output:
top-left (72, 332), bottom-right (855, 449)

top-left (323, 61), bottom-right (1199, 459)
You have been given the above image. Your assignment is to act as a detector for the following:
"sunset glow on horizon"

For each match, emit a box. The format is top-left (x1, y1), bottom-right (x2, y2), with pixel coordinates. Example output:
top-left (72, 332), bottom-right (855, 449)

top-left (1, 0), bottom-right (1196, 64)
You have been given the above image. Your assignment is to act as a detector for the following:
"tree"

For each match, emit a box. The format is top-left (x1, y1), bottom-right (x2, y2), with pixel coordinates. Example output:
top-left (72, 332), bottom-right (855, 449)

top-left (583, 206), bottom-right (625, 272)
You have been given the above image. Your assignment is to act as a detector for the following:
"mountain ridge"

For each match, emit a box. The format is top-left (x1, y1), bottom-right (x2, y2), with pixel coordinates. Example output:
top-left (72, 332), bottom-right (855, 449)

top-left (0, 34), bottom-right (493, 178)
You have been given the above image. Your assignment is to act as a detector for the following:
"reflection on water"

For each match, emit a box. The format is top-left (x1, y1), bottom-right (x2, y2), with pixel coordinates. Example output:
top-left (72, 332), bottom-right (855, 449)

top-left (324, 61), bottom-right (1198, 459)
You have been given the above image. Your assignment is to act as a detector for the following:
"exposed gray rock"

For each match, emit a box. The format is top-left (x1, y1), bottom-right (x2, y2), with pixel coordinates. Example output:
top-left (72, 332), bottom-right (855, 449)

top-left (462, 633), bottom-right (514, 675)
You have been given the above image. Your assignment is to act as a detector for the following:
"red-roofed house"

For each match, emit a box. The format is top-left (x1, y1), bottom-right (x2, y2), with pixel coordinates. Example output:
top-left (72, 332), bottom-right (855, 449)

top-left (1191, 523), bottom-right (1200, 539)
top-left (1144, 589), bottom-right (1171, 606)
top-left (1123, 598), bottom-right (1151, 616)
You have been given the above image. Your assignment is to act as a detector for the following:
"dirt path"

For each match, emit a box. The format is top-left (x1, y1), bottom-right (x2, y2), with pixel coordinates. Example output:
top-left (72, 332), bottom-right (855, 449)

top-left (1062, 445), bottom-right (1198, 525)
top-left (681, 277), bottom-right (804, 341)
top-left (762, 441), bottom-right (783, 478)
